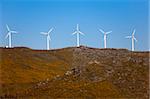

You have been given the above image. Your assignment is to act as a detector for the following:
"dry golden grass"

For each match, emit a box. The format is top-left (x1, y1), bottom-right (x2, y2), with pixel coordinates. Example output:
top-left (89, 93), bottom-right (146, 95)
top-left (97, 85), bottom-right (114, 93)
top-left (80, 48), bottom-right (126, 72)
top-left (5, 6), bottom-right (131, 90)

top-left (0, 46), bottom-right (149, 98)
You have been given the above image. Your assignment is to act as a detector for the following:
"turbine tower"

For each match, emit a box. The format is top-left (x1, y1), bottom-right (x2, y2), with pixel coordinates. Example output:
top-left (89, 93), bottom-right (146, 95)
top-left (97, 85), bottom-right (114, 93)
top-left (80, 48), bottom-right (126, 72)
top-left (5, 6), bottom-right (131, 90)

top-left (41, 27), bottom-right (53, 50)
top-left (5, 24), bottom-right (18, 48)
top-left (72, 24), bottom-right (84, 47)
top-left (125, 29), bottom-right (137, 51)
top-left (99, 29), bottom-right (112, 48)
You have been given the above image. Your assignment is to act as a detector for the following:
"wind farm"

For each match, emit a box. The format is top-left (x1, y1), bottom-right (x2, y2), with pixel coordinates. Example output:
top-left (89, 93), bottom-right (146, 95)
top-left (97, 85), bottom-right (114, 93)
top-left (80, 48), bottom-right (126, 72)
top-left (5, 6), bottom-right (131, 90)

top-left (1, 23), bottom-right (149, 98)
top-left (0, 0), bottom-right (149, 98)
top-left (3, 24), bottom-right (138, 51)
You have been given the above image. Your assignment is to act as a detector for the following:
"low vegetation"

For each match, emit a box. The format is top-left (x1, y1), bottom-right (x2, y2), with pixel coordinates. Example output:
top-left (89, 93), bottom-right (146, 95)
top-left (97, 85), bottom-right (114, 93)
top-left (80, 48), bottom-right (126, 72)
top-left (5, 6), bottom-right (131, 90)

top-left (0, 46), bottom-right (149, 98)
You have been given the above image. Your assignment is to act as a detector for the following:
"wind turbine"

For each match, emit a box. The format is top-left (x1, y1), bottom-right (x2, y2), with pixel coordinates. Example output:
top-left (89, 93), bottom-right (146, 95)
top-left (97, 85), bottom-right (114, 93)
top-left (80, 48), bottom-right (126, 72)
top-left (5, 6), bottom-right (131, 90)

top-left (72, 24), bottom-right (84, 47)
top-left (40, 27), bottom-right (53, 50)
top-left (99, 29), bottom-right (112, 48)
top-left (125, 29), bottom-right (137, 51)
top-left (5, 24), bottom-right (18, 48)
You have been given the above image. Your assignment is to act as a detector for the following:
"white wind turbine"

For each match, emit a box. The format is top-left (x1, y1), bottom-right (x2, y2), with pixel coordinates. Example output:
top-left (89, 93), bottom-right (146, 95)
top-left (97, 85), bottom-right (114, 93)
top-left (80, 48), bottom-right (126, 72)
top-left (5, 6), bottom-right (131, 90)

top-left (72, 24), bottom-right (84, 47)
top-left (40, 27), bottom-right (53, 50)
top-left (99, 29), bottom-right (112, 48)
top-left (125, 29), bottom-right (137, 51)
top-left (5, 24), bottom-right (18, 48)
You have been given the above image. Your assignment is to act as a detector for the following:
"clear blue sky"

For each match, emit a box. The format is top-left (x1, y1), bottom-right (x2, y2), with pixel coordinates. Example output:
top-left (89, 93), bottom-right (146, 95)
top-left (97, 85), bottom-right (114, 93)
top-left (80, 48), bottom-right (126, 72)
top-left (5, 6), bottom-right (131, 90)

top-left (0, 0), bottom-right (149, 51)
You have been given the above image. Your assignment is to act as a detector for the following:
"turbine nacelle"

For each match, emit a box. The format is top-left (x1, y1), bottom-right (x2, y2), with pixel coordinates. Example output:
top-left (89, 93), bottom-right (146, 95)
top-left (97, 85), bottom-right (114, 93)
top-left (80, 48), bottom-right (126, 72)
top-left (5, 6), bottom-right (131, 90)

top-left (72, 24), bottom-right (84, 35)
top-left (125, 29), bottom-right (137, 51)
top-left (5, 25), bottom-right (18, 39)
top-left (5, 24), bottom-right (18, 48)
top-left (98, 28), bottom-right (112, 48)
top-left (72, 31), bottom-right (84, 35)
top-left (99, 29), bottom-right (112, 35)
top-left (72, 24), bottom-right (84, 47)
top-left (40, 27), bottom-right (53, 50)
top-left (125, 29), bottom-right (137, 42)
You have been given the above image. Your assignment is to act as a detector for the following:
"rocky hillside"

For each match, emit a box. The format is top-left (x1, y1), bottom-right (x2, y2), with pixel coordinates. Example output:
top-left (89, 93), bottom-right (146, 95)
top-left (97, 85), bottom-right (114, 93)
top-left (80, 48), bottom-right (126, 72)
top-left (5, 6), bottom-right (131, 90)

top-left (0, 46), bottom-right (149, 98)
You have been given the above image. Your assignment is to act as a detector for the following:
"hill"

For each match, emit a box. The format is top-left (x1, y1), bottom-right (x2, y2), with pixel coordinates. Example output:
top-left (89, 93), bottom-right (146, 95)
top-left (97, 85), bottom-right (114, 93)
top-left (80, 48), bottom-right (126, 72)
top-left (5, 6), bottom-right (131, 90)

top-left (0, 46), bottom-right (149, 98)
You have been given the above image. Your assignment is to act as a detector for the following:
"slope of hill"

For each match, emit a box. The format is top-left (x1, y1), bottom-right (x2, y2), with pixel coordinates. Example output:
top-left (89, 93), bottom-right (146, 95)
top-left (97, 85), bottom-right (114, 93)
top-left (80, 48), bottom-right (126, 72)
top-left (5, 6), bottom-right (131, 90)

top-left (0, 46), bottom-right (149, 98)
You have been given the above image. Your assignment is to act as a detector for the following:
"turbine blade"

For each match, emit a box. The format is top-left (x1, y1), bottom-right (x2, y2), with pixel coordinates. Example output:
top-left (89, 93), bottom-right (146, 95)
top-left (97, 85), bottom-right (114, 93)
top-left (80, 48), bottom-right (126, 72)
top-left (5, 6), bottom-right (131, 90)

top-left (125, 36), bottom-right (132, 38)
top-left (5, 33), bottom-right (9, 39)
top-left (11, 31), bottom-right (18, 33)
top-left (132, 29), bottom-right (136, 35)
top-left (79, 31), bottom-right (84, 35)
top-left (48, 27), bottom-right (53, 34)
top-left (41, 32), bottom-right (48, 35)
top-left (72, 31), bottom-right (77, 35)
top-left (106, 31), bottom-right (112, 34)
top-left (99, 29), bottom-right (105, 34)
top-left (6, 24), bottom-right (10, 31)
top-left (134, 37), bottom-right (137, 42)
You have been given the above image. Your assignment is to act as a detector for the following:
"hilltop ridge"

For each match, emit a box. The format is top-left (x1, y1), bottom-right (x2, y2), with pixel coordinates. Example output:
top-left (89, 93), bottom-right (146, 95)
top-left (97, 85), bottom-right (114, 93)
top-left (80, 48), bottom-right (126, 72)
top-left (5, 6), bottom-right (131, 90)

top-left (0, 46), bottom-right (149, 98)
top-left (1, 45), bottom-right (149, 52)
